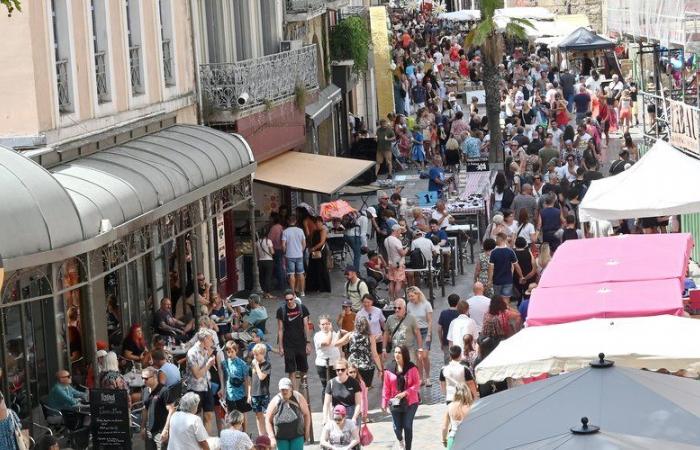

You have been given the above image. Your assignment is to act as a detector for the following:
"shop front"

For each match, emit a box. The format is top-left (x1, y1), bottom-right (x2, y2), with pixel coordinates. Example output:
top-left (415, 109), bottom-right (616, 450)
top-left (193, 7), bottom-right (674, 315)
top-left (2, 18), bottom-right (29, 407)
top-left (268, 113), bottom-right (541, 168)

top-left (0, 124), bottom-right (257, 422)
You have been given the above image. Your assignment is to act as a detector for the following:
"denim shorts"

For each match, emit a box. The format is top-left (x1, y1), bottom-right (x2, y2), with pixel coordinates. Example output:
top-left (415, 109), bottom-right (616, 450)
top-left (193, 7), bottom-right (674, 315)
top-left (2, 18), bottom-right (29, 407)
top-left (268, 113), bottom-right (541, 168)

top-left (286, 257), bottom-right (304, 275)
top-left (493, 283), bottom-right (514, 298)
top-left (419, 327), bottom-right (431, 350)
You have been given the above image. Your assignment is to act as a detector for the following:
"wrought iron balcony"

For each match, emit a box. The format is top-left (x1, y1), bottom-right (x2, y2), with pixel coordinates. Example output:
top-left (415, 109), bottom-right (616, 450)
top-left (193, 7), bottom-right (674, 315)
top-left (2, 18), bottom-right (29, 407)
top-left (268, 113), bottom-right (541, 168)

top-left (95, 51), bottom-right (109, 103)
top-left (286, 0), bottom-right (326, 13)
top-left (56, 59), bottom-right (71, 113)
top-left (200, 45), bottom-right (319, 112)
top-left (129, 45), bottom-right (143, 95)
top-left (162, 39), bottom-right (174, 86)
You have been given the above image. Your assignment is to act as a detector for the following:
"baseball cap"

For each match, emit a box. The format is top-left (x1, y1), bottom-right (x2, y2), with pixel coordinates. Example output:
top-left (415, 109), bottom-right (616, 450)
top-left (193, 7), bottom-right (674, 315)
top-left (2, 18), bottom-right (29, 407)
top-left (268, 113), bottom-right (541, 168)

top-left (254, 328), bottom-right (265, 339)
top-left (278, 377), bottom-right (293, 390)
top-left (96, 340), bottom-right (109, 351)
top-left (342, 300), bottom-right (353, 307)
top-left (366, 206), bottom-right (378, 218)
top-left (333, 404), bottom-right (347, 418)
top-left (344, 265), bottom-right (357, 274)
top-left (565, 139), bottom-right (573, 145)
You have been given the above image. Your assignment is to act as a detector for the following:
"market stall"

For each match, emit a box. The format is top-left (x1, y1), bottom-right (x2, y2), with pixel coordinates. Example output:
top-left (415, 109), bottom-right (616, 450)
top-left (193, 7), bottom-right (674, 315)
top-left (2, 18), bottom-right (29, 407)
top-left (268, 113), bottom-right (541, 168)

top-left (537, 233), bottom-right (694, 288)
top-left (474, 315), bottom-right (700, 384)
top-left (525, 278), bottom-right (684, 326)
top-left (580, 140), bottom-right (700, 221)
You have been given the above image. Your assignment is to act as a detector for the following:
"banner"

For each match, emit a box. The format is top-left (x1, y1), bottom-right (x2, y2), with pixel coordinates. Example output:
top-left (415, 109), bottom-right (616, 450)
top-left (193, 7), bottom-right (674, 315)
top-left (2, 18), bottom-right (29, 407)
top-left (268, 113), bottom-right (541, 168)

top-left (670, 100), bottom-right (700, 155)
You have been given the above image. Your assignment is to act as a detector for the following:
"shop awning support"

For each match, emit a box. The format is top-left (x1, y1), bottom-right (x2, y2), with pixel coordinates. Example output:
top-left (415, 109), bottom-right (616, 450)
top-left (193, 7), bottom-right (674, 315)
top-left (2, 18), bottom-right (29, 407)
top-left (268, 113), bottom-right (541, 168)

top-left (249, 199), bottom-right (263, 296)
top-left (206, 195), bottom-right (218, 296)
top-left (84, 251), bottom-right (98, 382)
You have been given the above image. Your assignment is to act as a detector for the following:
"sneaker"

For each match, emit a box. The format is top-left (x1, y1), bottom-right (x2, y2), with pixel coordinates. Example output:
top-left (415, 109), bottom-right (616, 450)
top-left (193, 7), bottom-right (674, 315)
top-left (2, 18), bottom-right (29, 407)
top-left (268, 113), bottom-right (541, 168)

top-left (425, 379), bottom-right (433, 387)
top-left (300, 292), bottom-right (305, 297)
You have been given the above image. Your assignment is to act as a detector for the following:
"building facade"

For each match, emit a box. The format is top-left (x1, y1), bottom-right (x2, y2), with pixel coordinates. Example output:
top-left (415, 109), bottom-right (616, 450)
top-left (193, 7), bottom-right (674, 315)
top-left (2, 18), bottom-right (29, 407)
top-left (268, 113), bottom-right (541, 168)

top-left (0, 0), bottom-right (257, 424)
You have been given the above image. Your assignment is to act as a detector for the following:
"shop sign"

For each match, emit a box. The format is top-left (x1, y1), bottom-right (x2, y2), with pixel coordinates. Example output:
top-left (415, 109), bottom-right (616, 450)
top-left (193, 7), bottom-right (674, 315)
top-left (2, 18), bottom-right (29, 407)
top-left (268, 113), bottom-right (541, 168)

top-left (670, 100), bottom-right (700, 155)
top-left (467, 158), bottom-right (490, 172)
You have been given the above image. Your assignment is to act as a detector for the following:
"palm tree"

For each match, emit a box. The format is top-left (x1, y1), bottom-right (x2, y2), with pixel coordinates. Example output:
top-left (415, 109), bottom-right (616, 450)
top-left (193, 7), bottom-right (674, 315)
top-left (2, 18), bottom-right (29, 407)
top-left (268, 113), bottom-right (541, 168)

top-left (466, 0), bottom-right (530, 163)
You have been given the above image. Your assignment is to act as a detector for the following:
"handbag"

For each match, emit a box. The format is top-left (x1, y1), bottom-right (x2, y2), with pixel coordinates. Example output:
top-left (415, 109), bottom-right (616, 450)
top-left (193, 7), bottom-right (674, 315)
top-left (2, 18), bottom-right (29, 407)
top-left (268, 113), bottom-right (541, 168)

top-left (360, 423), bottom-right (374, 446)
top-left (389, 396), bottom-right (407, 413)
top-left (11, 411), bottom-right (28, 450)
top-left (311, 244), bottom-right (325, 259)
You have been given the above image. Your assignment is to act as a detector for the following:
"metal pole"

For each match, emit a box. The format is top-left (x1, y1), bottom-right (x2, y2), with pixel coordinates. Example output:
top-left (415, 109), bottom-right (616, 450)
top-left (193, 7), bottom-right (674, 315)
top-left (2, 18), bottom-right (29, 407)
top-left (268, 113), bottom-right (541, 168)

top-left (205, 195), bottom-right (218, 295)
top-left (249, 199), bottom-right (264, 295)
top-left (298, 370), bottom-right (314, 444)
top-left (191, 232), bottom-right (201, 329)
top-left (83, 252), bottom-right (98, 381)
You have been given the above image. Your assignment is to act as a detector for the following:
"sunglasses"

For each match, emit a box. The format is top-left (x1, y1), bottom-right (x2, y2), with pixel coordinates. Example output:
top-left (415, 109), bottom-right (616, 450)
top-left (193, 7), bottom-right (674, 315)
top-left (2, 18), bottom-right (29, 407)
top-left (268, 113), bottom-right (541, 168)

top-left (394, 306), bottom-right (404, 310)
top-left (335, 368), bottom-right (347, 372)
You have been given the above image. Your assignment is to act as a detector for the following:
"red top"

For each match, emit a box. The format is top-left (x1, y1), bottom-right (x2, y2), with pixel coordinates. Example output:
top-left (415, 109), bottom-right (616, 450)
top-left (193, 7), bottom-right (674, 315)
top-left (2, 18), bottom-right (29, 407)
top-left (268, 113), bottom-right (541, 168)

top-left (382, 364), bottom-right (421, 409)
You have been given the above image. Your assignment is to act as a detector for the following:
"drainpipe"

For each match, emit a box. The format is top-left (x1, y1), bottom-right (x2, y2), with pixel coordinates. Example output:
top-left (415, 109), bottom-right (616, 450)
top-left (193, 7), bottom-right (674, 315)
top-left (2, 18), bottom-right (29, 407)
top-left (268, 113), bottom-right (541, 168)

top-left (188, 0), bottom-right (204, 123)
top-left (249, 200), bottom-right (264, 295)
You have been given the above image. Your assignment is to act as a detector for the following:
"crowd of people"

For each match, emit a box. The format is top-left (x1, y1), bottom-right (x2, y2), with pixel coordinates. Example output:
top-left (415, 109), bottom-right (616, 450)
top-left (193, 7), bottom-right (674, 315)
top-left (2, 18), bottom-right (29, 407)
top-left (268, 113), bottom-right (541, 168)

top-left (23, 4), bottom-right (672, 450)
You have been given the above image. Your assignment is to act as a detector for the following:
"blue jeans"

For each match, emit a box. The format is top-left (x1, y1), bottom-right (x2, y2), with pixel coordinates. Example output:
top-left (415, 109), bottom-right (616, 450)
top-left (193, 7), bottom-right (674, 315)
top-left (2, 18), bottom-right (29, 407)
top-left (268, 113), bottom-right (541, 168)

top-left (286, 257), bottom-right (304, 275)
top-left (344, 234), bottom-right (363, 272)
top-left (391, 402), bottom-right (418, 449)
top-left (274, 249), bottom-right (286, 289)
top-left (493, 283), bottom-right (514, 298)
top-left (566, 93), bottom-right (575, 112)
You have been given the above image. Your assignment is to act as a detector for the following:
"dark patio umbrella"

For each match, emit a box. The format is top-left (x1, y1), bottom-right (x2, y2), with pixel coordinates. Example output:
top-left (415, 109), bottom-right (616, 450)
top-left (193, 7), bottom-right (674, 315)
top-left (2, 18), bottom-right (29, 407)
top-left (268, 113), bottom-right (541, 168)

top-left (454, 355), bottom-right (700, 449)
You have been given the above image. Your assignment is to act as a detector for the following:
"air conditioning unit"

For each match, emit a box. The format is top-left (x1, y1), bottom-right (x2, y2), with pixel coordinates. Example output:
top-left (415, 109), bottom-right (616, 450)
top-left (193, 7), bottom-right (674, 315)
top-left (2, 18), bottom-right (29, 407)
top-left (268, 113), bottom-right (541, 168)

top-left (280, 40), bottom-right (303, 52)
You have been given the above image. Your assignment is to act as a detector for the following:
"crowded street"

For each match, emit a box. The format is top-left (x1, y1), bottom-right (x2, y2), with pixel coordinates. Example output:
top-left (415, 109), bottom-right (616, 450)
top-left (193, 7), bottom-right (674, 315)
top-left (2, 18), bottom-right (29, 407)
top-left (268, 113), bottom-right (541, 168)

top-left (2, 0), bottom-right (700, 449)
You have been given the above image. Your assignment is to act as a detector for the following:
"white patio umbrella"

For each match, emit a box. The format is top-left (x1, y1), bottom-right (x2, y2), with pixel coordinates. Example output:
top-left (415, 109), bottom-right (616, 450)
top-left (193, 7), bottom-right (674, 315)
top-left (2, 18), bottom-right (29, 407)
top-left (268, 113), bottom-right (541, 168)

top-left (475, 315), bottom-right (700, 384)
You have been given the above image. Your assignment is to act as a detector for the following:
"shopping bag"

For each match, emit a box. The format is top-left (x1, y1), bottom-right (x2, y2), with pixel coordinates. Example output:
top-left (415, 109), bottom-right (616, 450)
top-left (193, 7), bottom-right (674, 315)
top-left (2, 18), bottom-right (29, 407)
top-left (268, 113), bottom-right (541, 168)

top-left (360, 423), bottom-right (374, 446)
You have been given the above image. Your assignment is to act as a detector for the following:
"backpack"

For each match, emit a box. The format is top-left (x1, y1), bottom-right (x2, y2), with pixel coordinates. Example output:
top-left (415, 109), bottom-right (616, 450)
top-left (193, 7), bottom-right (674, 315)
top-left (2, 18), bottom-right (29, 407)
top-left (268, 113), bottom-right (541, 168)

top-left (273, 393), bottom-right (305, 440)
top-left (346, 278), bottom-right (369, 299)
top-left (407, 247), bottom-right (426, 269)
top-left (341, 211), bottom-right (360, 230)
top-left (562, 228), bottom-right (580, 243)
top-left (501, 187), bottom-right (515, 210)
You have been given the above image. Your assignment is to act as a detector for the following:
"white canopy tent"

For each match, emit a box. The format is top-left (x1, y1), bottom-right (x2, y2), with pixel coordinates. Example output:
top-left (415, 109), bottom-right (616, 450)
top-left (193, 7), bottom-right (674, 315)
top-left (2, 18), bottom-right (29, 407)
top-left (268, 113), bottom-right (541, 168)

top-left (579, 140), bottom-right (700, 221)
top-left (437, 9), bottom-right (480, 21)
top-left (474, 315), bottom-right (700, 383)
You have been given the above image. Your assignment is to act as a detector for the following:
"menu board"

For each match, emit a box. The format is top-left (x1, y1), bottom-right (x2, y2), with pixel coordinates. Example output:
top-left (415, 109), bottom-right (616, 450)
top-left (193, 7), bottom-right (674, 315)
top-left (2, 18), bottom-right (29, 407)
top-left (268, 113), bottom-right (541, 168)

top-left (90, 389), bottom-right (132, 450)
top-left (466, 158), bottom-right (490, 172)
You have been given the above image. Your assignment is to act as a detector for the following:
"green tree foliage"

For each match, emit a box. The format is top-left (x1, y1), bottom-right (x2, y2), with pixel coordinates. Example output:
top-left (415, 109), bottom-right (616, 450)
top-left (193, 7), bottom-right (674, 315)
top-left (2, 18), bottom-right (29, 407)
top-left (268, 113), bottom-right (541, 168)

top-left (330, 16), bottom-right (370, 74)
top-left (466, 0), bottom-right (530, 163)
top-left (2, 0), bottom-right (21, 16)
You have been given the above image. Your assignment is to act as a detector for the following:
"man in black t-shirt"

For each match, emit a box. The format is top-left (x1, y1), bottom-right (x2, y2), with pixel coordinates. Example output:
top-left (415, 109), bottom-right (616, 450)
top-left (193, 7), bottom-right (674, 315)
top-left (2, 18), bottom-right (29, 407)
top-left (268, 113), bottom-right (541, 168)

top-left (610, 150), bottom-right (631, 176)
top-left (276, 290), bottom-right (311, 383)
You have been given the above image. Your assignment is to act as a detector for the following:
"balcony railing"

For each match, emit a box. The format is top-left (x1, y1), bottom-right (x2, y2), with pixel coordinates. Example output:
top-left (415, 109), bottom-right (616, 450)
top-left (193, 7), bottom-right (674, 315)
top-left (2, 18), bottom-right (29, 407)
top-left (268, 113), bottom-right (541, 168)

top-left (95, 51), bottom-right (109, 103)
top-left (129, 45), bottom-right (143, 95)
top-left (56, 59), bottom-right (71, 113)
top-left (200, 45), bottom-right (319, 112)
top-left (162, 39), bottom-right (174, 86)
top-left (286, 0), bottom-right (327, 13)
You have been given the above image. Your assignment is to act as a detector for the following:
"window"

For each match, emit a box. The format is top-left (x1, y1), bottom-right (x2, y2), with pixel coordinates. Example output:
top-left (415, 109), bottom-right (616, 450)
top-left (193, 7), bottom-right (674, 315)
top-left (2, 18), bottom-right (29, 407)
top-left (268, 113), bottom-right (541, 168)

top-left (204, 0), bottom-right (226, 63)
top-left (126, 0), bottom-right (144, 95)
top-left (259, 0), bottom-right (281, 55)
top-left (233, 0), bottom-right (252, 61)
top-left (91, 0), bottom-right (110, 103)
top-left (51, 0), bottom-right (73, 113)
top-left (158, 0), bottom-right (175, 86)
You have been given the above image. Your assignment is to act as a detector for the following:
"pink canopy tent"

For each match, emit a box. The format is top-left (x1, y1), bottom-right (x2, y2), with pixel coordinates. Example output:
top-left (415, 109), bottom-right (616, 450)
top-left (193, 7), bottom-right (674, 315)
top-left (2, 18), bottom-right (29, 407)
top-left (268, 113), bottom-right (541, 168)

top-left (538, 233), bottom-right (694, 289)
top-left (526, 278), bottom-right (684, 326)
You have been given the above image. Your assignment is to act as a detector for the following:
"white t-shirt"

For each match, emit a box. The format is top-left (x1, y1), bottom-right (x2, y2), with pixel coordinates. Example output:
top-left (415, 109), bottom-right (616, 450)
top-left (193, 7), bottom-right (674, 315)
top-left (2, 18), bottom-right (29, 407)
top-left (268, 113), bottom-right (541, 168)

top-left (551, 128), bottom-right (563, 151)
top-left (407, 300), bottom-right (433, 329)
top-left (431, 210), bottom-right (451, 228)
top-left (433, 51), bottom-right (444, 66)
top-left (256, 237), bottom-right (274, 261)
top-left (467, 295), bottom-right (491, 330)
top-left (356, 306), bottom-right (385, 338)
top-left (556, 164), bottom-right (578, 182)
top-left (411, 237), bottom-right (437, 263)
top-left (384, 235), bottom-right (405, 266)
top-left (314, 331), bottom-right (341, 367)
top-left (167, 412), bottom-right (209, 450)
top-left (446, 314), bottom-right (478, 350)
top-left (220, 428), bottom-right (254, 450)
top-left (440, 360), bottom-right (471, 402)
top-left (511, 221), bottom-right (536, 244)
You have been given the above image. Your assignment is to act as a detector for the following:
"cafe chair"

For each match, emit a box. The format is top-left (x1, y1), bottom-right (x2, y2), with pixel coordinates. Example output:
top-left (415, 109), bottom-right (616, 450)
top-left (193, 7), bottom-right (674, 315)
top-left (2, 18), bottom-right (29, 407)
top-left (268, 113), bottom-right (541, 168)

top-left (38, 397), bottom-right (89, 450)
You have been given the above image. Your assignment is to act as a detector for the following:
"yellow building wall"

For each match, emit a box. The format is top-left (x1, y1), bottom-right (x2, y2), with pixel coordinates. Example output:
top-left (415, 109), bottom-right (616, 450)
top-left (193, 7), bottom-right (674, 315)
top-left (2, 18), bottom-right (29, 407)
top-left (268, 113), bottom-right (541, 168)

top-left (370, 7), bottom-right (394, 121)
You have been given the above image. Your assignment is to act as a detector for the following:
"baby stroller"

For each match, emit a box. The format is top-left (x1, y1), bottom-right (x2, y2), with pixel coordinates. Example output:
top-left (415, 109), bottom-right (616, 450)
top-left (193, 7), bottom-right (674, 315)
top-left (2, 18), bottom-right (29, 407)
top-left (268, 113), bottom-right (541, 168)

top-left (327, 235), bottom-right (352, 268)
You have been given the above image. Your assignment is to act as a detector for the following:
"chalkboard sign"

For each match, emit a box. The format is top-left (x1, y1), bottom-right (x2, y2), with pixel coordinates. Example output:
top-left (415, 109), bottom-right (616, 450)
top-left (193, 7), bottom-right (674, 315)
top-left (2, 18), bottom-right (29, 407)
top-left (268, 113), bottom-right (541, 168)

top-left (416, 191), bottom-right (438, 207)
top-left (466, 158), bottom-right (490, 172)
top-left (90, 388), bottom-right (132, 450)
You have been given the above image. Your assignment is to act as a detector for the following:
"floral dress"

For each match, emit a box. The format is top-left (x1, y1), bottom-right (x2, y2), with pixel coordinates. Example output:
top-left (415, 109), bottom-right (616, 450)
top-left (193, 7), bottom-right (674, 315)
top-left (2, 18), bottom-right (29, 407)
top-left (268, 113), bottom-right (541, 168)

top-left (477, 252), bottom-right (494, 298)
top-left (347, 332), bottom-right (374, 370)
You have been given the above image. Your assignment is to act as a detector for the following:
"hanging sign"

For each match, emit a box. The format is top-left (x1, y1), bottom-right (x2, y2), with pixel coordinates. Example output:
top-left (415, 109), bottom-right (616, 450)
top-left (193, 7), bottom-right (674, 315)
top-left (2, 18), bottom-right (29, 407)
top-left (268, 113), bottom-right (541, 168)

top-left (670, 100), bottom-right (700, 155)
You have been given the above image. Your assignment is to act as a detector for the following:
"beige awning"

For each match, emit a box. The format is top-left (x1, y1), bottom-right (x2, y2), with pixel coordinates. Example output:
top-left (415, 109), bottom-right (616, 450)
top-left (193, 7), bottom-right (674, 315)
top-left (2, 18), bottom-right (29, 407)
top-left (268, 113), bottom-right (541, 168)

top-left (254, 152), bottom-right (374, 195)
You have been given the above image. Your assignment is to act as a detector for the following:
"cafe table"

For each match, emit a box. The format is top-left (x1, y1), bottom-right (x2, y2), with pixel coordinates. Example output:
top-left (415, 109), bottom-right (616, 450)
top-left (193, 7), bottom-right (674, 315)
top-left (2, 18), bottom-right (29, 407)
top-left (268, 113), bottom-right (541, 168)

top-left (123, 370), bottom-right (145, 389)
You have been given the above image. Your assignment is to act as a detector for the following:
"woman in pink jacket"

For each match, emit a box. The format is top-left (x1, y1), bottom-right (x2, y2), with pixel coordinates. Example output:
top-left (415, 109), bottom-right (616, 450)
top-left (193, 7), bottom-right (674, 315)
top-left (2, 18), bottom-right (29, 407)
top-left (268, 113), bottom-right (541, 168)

top-left (382, 345), bottom-right (421, 449)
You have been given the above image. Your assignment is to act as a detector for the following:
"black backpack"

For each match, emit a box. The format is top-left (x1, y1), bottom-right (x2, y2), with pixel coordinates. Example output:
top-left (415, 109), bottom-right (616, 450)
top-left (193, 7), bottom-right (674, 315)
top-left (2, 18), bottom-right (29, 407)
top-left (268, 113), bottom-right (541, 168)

top-left (501, 187), bottom-right (515, 210)
top-left (408, 247), bottom-right (427, 269)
